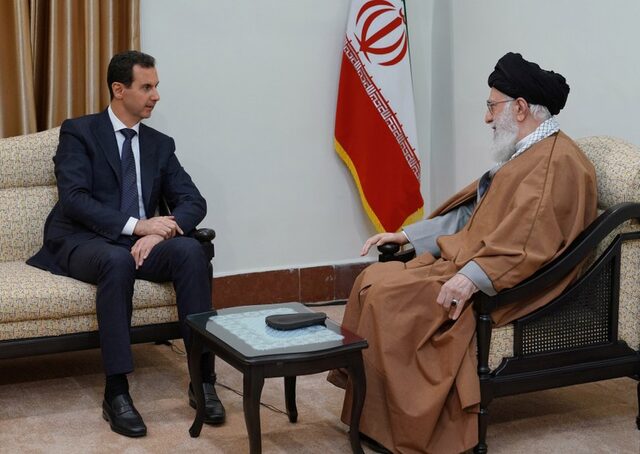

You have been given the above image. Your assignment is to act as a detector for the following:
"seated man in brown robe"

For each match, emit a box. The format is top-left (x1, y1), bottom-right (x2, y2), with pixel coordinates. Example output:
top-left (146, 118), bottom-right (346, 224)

top-left (328, 52), bottom-right (598, 454)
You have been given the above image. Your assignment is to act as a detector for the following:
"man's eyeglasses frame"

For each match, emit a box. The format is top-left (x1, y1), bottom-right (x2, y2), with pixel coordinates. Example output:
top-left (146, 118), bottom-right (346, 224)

top-left (486, 99), bottom-right (513, 115)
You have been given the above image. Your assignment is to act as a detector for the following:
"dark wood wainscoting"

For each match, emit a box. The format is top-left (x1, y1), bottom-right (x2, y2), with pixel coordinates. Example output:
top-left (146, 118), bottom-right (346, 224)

top-left (212, 262), bottom-right (372, 309)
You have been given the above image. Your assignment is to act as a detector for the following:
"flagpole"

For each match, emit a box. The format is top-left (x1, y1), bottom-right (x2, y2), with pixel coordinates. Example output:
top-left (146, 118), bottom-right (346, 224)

top-left (401, 0), bottom-right (414, 83)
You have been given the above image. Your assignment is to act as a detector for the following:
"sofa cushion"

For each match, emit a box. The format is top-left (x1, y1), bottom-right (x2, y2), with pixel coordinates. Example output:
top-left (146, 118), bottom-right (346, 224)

top-left (0, 262), bottom-right (177, 324)
top-left (488, 324), bottom-right (513, 370)
top-left (0, 186), bottom-right (58, 262)
top-left (0, 127), bottom-right (58, 190)
top-left (0, 306), bottom-right (179, 341)
top-left (615, 226), bottom-right (640, 350)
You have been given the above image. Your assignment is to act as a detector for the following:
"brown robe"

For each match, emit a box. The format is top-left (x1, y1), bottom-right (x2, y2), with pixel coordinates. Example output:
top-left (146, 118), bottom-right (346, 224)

top-left (336, 132), bottom-right (597, 453)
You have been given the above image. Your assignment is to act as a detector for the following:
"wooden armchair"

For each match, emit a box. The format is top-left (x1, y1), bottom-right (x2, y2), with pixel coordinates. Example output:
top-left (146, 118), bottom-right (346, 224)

top-left (378, 136), bottom-right (640, 453)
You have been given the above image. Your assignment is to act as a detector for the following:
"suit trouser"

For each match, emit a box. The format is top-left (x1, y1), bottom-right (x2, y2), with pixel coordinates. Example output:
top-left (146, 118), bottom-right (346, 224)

top-left (68, 236), bottom-right (211, 376)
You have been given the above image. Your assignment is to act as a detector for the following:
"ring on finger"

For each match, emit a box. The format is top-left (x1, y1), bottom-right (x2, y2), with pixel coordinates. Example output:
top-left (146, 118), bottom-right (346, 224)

top-left (451, 299), bottom-right (459, 307)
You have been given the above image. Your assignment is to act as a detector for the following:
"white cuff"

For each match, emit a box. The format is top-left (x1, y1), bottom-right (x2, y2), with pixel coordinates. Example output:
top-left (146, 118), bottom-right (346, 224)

top-left (122, 217), bottom-right (138, 236)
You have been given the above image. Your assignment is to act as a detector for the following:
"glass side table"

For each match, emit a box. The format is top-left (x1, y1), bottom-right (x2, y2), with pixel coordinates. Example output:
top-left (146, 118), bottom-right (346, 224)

top-left (186, 302), bottom-right (368, 454)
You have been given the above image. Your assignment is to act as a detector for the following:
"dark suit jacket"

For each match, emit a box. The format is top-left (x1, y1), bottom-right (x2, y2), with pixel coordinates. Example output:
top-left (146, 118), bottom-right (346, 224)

top-left (28, 110), bottom-right (206, 275)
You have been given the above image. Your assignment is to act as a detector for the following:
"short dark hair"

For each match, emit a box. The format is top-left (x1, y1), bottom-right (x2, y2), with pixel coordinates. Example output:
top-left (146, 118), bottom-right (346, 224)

top-left (107, 50), bottom-right (155, 99)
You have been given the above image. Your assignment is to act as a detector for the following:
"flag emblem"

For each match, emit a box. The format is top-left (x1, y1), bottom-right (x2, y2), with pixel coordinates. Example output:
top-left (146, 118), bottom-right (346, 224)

top-left (355, 0), bottom-right (408, 66)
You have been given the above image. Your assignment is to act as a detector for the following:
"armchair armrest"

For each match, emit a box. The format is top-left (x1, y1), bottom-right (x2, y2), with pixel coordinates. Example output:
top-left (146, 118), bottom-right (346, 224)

top-left (189, 228), bottom-right (216, 262)
top-left (474, 202), bottom-right (640, 314)
top-left (377, 243), bottom-right (416, 263)
top-left (193, 228), bottom-right (216, 243)
top-left (159, 197), bottom-right (216, 261)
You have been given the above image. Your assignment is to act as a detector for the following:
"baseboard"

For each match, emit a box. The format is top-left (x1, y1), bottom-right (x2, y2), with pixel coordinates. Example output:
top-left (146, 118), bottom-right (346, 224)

top-left (211, 262), bottom-right (371, 309)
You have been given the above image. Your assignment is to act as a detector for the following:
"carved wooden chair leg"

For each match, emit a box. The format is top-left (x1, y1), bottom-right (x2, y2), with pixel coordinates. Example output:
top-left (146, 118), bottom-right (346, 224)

top-left (474, 406), bottom-right (489, 454)
top-left (636, 380), bottom-right (640, 430)
top-left (474, 305), bottom-right (492, 454)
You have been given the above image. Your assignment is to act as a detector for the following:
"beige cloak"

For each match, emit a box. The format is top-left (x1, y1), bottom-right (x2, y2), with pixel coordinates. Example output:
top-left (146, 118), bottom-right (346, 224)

top-left (335, 132), bottom-right (597, 453)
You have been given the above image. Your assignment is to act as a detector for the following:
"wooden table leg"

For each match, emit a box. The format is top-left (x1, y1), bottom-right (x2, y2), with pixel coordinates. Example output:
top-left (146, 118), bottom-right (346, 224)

top-left (347, 352), bottom-right (366, 454)
top-left (188, 338), bottom-right (205, 437)
top-left (284, 376), bottom-right (298, 423)
top-left (243, 370), bottom-right (265, 454)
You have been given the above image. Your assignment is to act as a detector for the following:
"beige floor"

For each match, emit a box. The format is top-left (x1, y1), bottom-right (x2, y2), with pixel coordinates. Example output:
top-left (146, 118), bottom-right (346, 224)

top-left (0, 305), bottom-right (638, 453)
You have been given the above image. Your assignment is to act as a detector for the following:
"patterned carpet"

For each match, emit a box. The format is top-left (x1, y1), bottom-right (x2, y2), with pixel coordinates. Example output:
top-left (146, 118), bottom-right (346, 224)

top-left (0, 304), bottom-right (637, 453)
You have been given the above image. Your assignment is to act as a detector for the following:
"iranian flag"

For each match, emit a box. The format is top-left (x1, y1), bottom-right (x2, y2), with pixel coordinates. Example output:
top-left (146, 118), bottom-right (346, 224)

top-left (334, 0), bottom-right (424, 233)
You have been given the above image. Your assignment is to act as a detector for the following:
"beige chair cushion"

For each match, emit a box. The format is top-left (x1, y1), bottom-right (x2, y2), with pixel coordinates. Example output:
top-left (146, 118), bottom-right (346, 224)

top-left (0, 186), bottom-right (58, 262)
top-left (0, 127), bottom-right (58, 190)
top-left (577, 136), bottom-right (640, 209)
top-left (0, 261), bottom-right (179, 341)
top-left (0, 126), bottom-right (60, 263)
top-left (0, 306), bottom-right (179, 341)
top-left (488, 325), bottom-right (513, 370)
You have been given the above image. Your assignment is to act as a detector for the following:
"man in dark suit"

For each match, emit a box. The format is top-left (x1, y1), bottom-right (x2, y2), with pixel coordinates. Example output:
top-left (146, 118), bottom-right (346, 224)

top-left (28, 50), bottom-right (225, 437)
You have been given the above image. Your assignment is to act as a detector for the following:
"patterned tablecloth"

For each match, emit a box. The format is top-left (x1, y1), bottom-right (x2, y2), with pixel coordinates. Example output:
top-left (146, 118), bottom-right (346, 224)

top-left (208, 307), bottom-right (344, 351)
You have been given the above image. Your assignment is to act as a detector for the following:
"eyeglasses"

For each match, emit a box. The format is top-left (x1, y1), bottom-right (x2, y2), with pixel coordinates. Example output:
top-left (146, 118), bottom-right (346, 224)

top-left (486, 99), bottom-right (512, 115)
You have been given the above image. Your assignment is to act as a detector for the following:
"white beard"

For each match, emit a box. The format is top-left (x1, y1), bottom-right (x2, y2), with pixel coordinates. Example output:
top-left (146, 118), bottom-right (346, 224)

top-left (490, 107), bottom-right (519, 163)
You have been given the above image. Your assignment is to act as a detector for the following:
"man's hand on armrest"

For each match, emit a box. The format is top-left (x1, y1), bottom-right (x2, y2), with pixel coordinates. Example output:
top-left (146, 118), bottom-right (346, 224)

top-left (134, 216), bottom-right (183, 239)
top-left (361, 232), bottom-right (409, 256)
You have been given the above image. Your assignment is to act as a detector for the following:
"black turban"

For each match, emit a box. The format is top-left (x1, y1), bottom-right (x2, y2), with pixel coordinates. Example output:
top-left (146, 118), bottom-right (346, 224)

top-left (488, 52), bottom-right (570, 115)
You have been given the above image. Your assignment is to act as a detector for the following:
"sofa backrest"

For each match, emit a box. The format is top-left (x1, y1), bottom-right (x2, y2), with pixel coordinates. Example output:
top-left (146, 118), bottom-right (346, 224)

top-left (0, 128), bottom-right (60, 262)
top-left (576, 136), bottom-right (640, 209)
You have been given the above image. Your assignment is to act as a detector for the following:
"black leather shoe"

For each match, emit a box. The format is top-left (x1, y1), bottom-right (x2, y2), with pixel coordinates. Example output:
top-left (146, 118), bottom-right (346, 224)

top-left (188, 382), bottom-right (226, 425)
top-left (102, 393), bottom-right (147, 438)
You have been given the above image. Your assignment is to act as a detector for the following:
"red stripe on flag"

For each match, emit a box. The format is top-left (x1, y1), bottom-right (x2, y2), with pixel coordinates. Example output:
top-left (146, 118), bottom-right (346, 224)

top-left (335, 51), bottom-right (423, 232)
